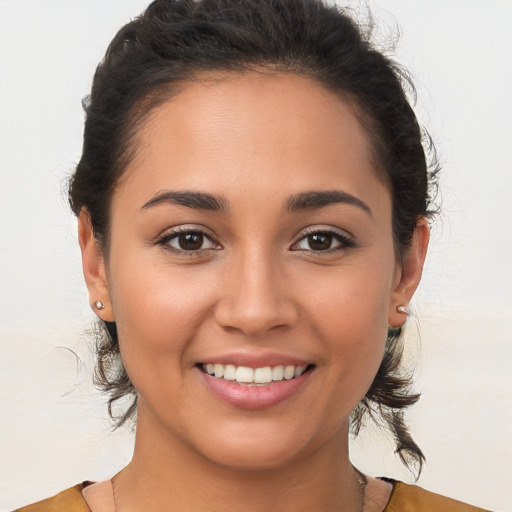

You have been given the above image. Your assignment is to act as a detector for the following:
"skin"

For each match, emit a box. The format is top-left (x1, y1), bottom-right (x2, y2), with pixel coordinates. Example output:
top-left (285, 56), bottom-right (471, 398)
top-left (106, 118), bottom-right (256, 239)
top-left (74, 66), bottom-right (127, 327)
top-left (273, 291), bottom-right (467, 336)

top-left (79, 72), bottom-right (429, 511)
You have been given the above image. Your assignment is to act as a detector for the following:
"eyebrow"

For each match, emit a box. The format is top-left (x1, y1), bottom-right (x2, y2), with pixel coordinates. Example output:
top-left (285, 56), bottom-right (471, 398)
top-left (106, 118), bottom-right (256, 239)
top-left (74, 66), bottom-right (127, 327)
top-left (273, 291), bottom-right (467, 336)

top-left (141, 189), bottom-right (371, 216)
top-left (141, 190), bottom-right (229, 213)
top-left (285, 190), bottom-right (372, 216)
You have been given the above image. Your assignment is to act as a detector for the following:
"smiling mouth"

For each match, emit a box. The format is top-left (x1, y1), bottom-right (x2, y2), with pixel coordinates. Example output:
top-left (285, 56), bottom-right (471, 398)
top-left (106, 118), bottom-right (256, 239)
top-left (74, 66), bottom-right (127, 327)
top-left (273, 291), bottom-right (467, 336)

top-left (199, 363), bottom-right (315, 386)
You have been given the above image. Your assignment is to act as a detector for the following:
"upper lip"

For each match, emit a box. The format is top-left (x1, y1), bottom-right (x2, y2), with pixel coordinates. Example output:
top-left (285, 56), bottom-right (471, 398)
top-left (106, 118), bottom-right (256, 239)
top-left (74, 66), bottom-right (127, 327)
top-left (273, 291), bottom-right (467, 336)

top-left (199, 351), bottom-right (313, 368)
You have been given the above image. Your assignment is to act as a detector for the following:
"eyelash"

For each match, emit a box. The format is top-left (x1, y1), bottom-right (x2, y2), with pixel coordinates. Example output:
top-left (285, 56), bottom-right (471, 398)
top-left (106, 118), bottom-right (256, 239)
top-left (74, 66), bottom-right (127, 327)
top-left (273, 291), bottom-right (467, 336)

top-left (291, 227), bottom-right (356, 253)
top-left (156, 227), bottom-right (220, 256)
top-left (155, 227), bottom-right (356, 255)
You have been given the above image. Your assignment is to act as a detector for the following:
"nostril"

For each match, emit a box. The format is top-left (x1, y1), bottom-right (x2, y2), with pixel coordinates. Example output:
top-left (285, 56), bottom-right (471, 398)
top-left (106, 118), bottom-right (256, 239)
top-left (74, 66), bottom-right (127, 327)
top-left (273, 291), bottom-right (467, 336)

top-left (214, 300), bottom-right (299, 338)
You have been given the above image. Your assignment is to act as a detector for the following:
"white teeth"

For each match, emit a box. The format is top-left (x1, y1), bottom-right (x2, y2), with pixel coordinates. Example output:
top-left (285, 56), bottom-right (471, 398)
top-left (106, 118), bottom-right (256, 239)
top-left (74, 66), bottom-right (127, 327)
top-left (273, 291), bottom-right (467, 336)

top-left (223, 364), bottom-right (236, 380)
top-left (254, 366), bottom-right (272, 384)
top-left (294, 366), bottom-right (306, 378)
top-left (235, 366), bottom-right (254, 383)
top-left (283, 365), bottom-right (295, 380)
top-left (203, 363), bottom-right (310, 384)
top-left (271, 365), bottom-right (284, 381)
top-left (213, 363), bottom-right (224, 378)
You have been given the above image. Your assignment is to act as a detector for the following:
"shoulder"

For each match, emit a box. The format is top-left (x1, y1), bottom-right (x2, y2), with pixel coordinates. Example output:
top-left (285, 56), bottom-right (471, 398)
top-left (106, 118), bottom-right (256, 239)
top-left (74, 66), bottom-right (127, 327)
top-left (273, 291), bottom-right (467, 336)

top-left (13, 483), bottom-right (90, 512)
top-left (385, 481), bottom-right (491, 512)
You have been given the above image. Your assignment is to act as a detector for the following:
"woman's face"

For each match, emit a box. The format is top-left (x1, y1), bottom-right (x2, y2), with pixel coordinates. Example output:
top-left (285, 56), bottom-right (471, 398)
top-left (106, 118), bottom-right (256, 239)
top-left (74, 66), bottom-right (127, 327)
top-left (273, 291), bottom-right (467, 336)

top-left (83, 72), bottom-right (423, 469)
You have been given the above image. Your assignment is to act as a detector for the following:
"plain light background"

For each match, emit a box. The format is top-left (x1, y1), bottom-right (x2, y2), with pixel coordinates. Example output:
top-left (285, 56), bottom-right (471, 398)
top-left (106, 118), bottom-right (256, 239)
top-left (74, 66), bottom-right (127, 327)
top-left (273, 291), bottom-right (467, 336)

top-left (0, 1), bottom-right (511, 510)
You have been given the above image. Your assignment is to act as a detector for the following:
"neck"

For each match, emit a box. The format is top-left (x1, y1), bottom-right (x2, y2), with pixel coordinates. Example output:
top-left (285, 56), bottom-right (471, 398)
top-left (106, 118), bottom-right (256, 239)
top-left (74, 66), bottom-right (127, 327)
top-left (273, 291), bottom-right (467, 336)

top-left (115, 409), bottom-right (363, 512)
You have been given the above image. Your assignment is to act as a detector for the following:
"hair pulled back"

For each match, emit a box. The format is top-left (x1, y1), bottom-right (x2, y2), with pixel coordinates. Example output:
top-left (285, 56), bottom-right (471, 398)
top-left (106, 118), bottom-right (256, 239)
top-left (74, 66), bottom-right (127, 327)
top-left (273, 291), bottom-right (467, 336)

top-left (69, 0), bottom-right (439, 476)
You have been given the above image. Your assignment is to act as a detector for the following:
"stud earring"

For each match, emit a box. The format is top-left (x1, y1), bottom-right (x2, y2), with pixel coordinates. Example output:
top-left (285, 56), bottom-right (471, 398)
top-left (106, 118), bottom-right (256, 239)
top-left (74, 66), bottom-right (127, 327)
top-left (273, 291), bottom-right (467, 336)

top-left (396, 305), bottom-right (408, 314)
top-left (94, 300), bottom-right (105, 310)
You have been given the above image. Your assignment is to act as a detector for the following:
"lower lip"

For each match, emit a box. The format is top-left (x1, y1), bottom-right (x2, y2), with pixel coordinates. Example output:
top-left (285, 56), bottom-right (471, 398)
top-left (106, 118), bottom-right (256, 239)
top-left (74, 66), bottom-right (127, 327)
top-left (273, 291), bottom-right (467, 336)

top-left (198, 368), bottom-right (313, 410)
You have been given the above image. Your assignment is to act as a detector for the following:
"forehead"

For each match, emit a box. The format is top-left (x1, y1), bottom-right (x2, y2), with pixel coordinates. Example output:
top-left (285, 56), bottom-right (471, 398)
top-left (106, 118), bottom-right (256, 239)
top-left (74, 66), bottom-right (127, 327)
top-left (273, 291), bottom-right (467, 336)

top-left (115, 72), bottom-right (390, 215)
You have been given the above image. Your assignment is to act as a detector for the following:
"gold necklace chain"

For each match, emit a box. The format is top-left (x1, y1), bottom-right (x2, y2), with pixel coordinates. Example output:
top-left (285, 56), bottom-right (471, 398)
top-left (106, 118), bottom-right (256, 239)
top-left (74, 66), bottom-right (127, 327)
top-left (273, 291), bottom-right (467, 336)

top-left (111, 469), bottom-right (367, 512)
top-left (112, 473), bottom-right (119, 512)
top-left (356, 468), bottom-right (368, 512)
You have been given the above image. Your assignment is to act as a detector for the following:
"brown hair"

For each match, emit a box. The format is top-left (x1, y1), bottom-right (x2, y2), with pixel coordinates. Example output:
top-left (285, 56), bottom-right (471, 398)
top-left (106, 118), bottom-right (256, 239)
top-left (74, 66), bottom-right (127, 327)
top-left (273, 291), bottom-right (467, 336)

top-left (69, 0), bottom-right (439, 476)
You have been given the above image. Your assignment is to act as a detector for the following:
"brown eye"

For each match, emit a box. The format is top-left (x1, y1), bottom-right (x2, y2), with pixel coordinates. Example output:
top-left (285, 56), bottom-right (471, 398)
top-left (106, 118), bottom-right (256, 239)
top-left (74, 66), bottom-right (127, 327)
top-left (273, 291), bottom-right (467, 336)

top-left (307, 233), bottom-right (333, 251)
top-left (178, 232), bottom-right (204, 251)
top-left (162, 230), bottom-right (219, 252)
top-left (292, 229), bottom-right (354, 253)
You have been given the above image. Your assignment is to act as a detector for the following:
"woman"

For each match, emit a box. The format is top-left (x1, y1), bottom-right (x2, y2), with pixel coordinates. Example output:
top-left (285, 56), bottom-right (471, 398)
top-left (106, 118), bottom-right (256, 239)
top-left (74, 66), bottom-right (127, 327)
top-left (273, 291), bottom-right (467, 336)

top-left (14, 0), bottom-right (491, 510)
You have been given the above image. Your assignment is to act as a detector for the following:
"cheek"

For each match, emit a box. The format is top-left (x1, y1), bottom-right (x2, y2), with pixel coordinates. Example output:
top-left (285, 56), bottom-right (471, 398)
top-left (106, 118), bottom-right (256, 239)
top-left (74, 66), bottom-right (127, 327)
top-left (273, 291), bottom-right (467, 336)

top-left (106, 250), bottom-right (220, 377)
top-left (301, 261), bottom-right (393, 387)
top-left (317, 295), bottom-right (388, 379)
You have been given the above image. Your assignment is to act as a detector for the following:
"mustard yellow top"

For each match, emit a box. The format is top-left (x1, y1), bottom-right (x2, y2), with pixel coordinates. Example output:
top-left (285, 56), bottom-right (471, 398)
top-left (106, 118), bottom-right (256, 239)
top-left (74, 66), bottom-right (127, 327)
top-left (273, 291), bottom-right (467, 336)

top-left (14, 481), bottom-right (491, 512)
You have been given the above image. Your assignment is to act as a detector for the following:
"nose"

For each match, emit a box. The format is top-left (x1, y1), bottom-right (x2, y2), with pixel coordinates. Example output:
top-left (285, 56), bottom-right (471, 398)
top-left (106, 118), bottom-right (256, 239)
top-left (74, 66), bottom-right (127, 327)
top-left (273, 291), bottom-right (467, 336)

top-left (214, 248), bottom-right (299, 337)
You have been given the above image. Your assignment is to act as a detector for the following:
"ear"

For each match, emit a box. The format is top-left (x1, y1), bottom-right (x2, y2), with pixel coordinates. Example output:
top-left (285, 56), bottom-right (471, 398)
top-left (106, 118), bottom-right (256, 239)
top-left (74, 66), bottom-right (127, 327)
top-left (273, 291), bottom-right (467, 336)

top-left (78, 210), bottom-right (115, 322)
top-left (388, 217), bottom-right (430, 327)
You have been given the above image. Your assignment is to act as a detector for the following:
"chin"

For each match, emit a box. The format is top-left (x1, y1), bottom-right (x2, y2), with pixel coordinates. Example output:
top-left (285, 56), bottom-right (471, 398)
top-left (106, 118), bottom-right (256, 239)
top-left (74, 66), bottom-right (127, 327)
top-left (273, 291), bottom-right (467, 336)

top-left (199, 440), bottom-right (305, 471)
top-left (183, 416), bottom-right (333, 472)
